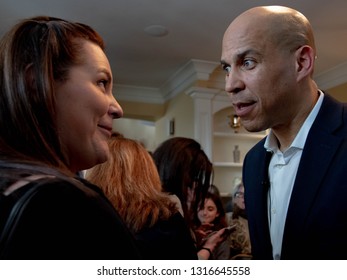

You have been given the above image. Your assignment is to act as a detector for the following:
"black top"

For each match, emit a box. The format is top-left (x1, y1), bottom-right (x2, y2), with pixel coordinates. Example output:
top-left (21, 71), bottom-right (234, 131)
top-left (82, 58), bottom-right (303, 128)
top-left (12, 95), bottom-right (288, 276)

top-left (135, 212), bottom-right (198, 260)
top-left (0, 177), bottom-right (141, 260)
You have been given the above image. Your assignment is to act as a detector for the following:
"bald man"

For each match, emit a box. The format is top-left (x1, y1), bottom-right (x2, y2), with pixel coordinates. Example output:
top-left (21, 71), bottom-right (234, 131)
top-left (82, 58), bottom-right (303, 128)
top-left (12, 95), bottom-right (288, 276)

top-left (221, 6), bottom-right (347, 259)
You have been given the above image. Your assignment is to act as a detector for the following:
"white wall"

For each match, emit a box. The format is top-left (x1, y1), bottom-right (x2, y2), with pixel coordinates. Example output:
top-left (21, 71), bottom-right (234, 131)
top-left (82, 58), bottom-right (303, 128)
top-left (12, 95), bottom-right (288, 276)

top-left (113, 118), bottom-right (156, 152)
top-left (115, 91), bottom-right (195, 152)
top-left (155, 92), bottom-right (195, 145)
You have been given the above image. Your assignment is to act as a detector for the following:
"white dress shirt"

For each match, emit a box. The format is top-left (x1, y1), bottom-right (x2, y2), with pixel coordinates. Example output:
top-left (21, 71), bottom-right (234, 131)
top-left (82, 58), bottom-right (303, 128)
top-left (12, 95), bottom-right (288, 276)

top-left (264, 91), bottom-right (324, 259)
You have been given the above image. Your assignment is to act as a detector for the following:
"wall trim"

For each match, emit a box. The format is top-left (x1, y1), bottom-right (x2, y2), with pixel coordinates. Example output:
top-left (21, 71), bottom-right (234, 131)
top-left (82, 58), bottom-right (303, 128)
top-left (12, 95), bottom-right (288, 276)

top-left (115, 59), bottom-right (347, 105)
top-left (115, 84), bottom-right (164, 104)
top-left (314, 61), bottom-right (347, 90)
top-left (160, 59), bottom-right (219, 101)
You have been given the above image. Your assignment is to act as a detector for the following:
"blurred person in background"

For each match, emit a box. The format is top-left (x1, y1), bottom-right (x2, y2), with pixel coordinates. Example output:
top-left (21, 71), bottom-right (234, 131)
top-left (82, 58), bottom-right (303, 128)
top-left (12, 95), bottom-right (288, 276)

top-left (86, 134), bottom-right (197, 259)
top-left (152, 137), bottom-right (227, 259)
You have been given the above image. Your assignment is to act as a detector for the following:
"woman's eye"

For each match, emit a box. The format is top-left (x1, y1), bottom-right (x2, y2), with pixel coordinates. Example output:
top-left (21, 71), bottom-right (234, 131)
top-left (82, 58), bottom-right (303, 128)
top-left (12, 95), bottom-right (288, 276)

top-left (98, 79), bottom-right (108, 89)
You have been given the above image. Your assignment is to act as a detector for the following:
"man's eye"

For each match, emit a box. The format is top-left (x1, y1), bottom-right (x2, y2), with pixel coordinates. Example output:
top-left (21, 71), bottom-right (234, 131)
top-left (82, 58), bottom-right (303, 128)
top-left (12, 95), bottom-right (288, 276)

top-left (223, 65), bottom-right (231, 74)
top-left (242, 59), bottom-right (256, 70)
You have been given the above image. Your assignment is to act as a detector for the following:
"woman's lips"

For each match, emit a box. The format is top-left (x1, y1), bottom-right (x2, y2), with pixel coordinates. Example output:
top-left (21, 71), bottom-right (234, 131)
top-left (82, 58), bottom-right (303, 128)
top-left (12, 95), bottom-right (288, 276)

top-left (98, 124), bottom-right (112, 138)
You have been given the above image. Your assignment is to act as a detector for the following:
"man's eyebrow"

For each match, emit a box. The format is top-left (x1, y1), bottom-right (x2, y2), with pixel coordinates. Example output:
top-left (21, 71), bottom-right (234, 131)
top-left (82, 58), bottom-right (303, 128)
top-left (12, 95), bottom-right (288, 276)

top-left (220, 59), bottom-right (228, 66)
top-left (237, 49), bottom-right (261, 59)
top-left (220, 50), bottom-right (251, 66)
top-left (221, 49), bottom-right (261, 66)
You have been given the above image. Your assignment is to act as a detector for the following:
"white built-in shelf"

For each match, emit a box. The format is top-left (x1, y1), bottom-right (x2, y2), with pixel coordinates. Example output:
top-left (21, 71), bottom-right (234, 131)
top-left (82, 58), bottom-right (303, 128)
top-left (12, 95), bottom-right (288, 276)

top-left (220, 192), bottom-right (232, 197)
top-left (213, 132), bottom-right (266, 140)
top-left (213, 162), bottom-right (242, 167)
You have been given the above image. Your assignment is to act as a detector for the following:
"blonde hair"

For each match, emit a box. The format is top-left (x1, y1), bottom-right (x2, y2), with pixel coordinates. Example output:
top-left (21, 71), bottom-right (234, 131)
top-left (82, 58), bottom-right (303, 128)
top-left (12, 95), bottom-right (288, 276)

top-left (86, 134), bottom-right (177, 233)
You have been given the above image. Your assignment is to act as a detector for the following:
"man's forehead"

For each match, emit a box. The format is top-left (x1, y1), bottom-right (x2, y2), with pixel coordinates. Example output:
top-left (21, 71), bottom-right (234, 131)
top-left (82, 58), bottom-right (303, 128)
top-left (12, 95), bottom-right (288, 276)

top-left (222, 30), bottom-right (265, 57)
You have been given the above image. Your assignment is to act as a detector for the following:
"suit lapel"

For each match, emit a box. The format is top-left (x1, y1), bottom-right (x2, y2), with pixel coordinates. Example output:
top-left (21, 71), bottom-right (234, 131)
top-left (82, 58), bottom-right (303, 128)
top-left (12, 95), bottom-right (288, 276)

top-left (245, 146), bottom-right (273, 258)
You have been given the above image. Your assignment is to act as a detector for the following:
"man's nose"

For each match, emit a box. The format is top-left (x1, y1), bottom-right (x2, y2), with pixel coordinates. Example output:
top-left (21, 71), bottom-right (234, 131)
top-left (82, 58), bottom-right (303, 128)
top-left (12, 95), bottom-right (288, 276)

top-left (225, 70), bottom-right (245, 95)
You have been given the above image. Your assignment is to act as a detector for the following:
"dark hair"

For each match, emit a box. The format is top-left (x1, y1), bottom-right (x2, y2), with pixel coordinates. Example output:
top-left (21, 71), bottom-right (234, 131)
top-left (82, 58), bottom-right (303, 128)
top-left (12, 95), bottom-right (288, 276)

top-left (152, 137), bottom-right (213, 224)
top-left (0, 16), bottom-right (104, 174)
top-left (209, 184), bottom-right (221, 196)
top-left (193, 191), bottom-right (228, 230)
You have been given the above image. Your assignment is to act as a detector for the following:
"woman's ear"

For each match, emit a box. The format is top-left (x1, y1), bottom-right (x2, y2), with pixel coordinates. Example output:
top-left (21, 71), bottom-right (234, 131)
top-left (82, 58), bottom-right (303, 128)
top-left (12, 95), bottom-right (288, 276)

top-left (295, 45), bottom-right (315, 81)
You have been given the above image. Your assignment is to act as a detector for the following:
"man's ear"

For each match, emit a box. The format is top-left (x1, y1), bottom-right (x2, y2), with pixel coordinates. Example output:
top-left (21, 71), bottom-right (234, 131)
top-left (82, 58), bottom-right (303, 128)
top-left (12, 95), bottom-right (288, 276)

top-left (295, 45), bottom-right (315, 82)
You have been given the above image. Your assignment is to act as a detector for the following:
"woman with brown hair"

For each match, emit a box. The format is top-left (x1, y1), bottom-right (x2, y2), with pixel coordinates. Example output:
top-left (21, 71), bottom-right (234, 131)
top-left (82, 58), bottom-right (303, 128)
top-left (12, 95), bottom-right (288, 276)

top-left (0, 16), bottom-right (140, 259)
top-left (192, 190), bottom-right (231, 259)
top-left (152, 137), bottom-right (228, 259)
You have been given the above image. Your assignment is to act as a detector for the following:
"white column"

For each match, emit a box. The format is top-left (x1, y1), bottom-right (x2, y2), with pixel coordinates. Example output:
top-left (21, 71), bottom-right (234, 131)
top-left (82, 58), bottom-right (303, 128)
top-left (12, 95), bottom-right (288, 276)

top-left (186, 87), bottom-right (220, 160)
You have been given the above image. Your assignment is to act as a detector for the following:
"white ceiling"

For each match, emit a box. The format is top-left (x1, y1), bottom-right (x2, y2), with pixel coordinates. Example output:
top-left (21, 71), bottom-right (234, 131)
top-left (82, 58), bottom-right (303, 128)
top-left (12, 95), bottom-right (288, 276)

top-left (2, 0), bottom-right (347, 102)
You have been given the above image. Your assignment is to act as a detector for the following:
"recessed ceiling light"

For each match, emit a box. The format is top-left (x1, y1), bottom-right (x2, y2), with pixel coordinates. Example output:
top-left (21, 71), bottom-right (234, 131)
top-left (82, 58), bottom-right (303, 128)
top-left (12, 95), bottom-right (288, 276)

top-left (144, 25), bottom-right (169, 37)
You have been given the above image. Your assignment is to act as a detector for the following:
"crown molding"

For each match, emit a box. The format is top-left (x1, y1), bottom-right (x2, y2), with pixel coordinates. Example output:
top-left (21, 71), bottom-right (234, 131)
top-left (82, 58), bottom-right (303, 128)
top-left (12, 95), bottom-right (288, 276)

top-left (115, 84), bottom-right (164, 104)
top-left (115, 59), bottom-right (219, 104)
top-left (115, 59), bottom-right (347, 104)
top-left (314, 61), bottom-right (347, 90)
top-left (160, 59), bottom-right (219, 101)
top-left (185, 86), bottom-right (221, 100)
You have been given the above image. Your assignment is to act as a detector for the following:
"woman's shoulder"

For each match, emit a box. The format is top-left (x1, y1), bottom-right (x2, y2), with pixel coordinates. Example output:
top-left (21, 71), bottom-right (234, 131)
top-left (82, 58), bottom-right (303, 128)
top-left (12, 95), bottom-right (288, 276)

top-left (135, 212), bottom-right (191, 243)
top-left (138, 212), bottom-right (188, 235)
top-left (167, 194), bottom-right (184, 216)
top-left (135, 212), bottom-right (197, 260)
top-left (14, 176), bottom-right (103, 199)
top-left (1, 173), bottom-right (100, 196)
top-left (1, 175), bottom-right (116, 223)
top-left (0, 175), bottom-right (142, 259)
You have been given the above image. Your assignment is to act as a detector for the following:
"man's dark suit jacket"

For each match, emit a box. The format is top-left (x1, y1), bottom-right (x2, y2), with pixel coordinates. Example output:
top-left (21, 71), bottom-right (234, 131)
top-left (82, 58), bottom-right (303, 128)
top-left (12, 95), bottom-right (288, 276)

top-left (243, 94), bottom-right (347, 260)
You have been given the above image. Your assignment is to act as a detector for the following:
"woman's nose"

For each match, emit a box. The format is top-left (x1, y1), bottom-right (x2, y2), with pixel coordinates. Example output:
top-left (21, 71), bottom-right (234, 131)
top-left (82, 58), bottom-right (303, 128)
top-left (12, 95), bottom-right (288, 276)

top-left (109, 97), bottom-right (123, 119)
